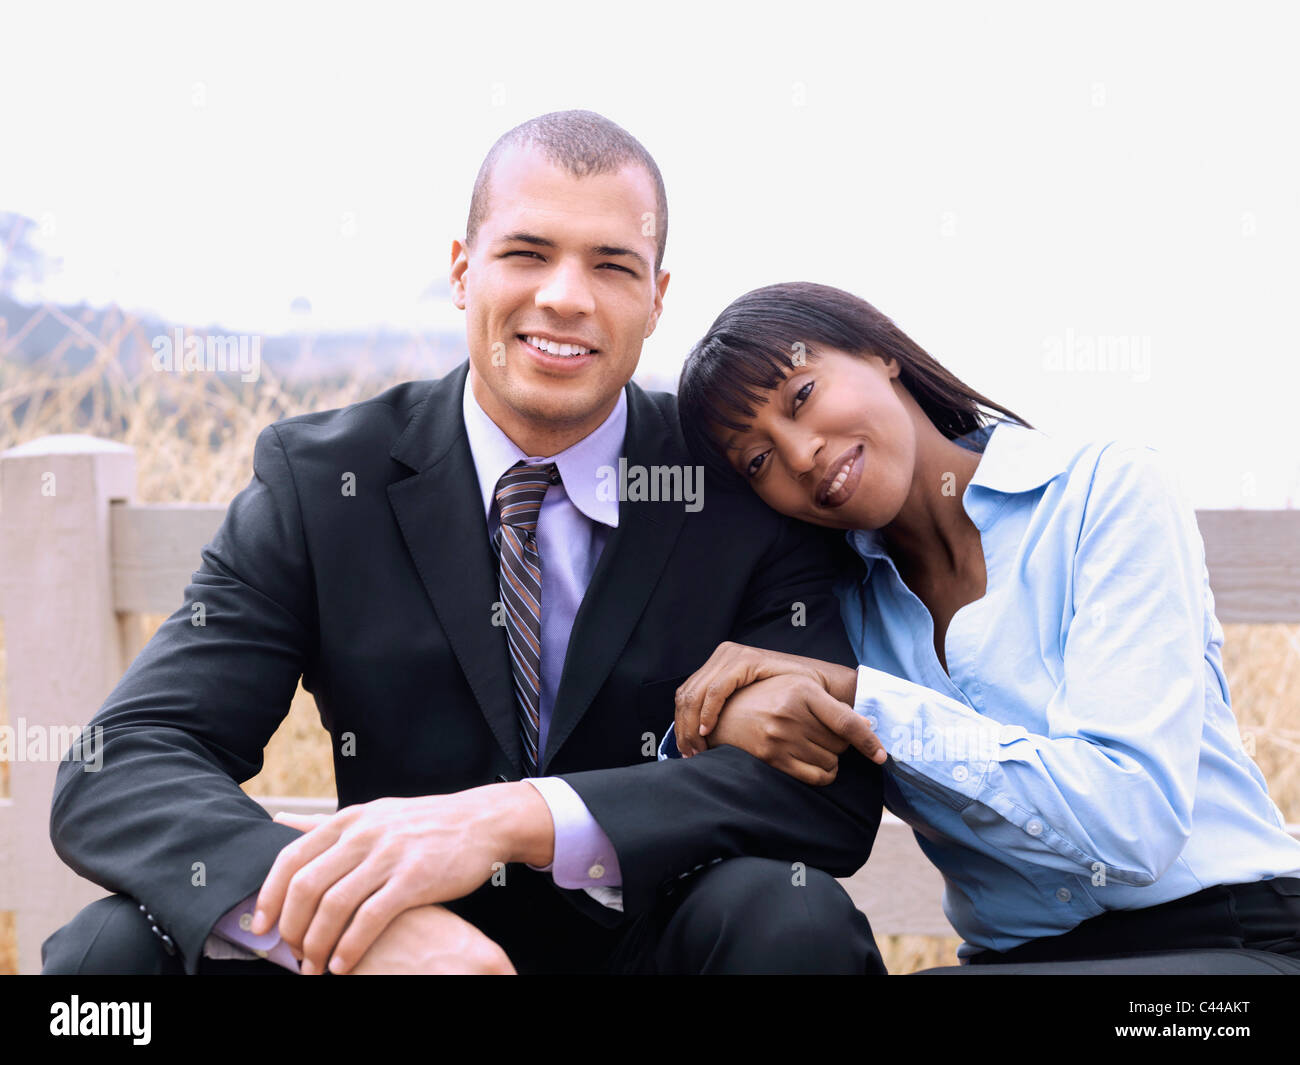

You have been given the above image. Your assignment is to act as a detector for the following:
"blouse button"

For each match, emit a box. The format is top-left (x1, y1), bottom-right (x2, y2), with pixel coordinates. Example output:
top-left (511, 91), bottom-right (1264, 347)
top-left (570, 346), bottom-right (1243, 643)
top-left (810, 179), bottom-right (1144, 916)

top-left (1025, 819), bottom-right (1044, 837)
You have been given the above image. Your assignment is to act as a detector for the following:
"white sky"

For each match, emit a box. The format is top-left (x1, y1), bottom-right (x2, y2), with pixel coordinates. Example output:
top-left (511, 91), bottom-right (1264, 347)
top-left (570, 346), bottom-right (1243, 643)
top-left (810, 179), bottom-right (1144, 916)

top-left (2, 0), bottom-right (1297, 506)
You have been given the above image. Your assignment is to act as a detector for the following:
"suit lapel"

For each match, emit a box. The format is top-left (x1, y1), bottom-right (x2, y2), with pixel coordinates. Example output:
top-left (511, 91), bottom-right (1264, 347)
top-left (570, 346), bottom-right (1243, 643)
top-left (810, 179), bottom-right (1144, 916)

top-left (540, 384), bottom-right (689, 773)
top-left (387, 361), bottom-right (524, 774)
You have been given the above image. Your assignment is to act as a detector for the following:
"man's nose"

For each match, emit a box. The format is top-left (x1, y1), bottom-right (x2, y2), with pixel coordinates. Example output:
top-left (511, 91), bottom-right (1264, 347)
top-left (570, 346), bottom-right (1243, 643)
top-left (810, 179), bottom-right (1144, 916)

top-left (534, 259), bottom-right (595, 318)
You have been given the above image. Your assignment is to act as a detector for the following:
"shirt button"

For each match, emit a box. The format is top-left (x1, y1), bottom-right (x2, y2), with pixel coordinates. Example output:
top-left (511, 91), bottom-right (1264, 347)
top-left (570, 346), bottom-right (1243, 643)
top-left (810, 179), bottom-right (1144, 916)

top-left (864, 716), bottom-right (877, 731)
top-left (239, 912), bottom-right (254, 931)
top-left (254, 948), bottom-right (268, 959)
top-left (1056, 887), bottom-right (1072, 903)
top-left (952, 765), bottom-right (969, 782)
top-left (1025, 819), bottom-right (1044, 837)
top-left (588, 863), bottom-right (606, 880)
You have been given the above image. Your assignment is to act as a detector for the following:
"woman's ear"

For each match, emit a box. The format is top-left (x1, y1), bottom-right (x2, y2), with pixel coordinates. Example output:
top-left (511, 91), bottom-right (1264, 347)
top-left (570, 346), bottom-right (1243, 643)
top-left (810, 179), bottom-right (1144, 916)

top-left (867, 352), bottom-right (901, 379)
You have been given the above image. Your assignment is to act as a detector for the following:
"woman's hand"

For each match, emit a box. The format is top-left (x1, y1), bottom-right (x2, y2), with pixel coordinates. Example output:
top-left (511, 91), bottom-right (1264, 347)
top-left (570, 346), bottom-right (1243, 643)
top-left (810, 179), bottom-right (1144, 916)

top-left (346, 904), bottom-right (515, 975)
top-left (702, 674), bottom-right (887, 784)
top-left (673, 641), bottom-right (860, 757)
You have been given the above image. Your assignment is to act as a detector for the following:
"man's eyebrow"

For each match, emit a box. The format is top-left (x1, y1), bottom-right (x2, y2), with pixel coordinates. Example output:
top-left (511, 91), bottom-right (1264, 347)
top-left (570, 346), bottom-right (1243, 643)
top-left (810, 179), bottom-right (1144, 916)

top-left (497, 232), bottom-right (650, 273)
top-left (591, 244), bottom-right (650, 272)
top-left (498, 231), bottom-right (557, 248)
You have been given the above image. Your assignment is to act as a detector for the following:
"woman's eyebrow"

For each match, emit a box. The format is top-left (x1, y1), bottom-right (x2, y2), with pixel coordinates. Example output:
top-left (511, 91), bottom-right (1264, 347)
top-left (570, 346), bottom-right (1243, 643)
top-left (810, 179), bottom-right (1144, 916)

top-left (724, 426), bottom-right (757, 454)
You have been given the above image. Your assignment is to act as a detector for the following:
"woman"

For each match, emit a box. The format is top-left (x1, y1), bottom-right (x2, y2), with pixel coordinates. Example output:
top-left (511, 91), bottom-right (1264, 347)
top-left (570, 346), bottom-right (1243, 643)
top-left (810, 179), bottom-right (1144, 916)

top-left (670, 281), bottom-right (1300, 969)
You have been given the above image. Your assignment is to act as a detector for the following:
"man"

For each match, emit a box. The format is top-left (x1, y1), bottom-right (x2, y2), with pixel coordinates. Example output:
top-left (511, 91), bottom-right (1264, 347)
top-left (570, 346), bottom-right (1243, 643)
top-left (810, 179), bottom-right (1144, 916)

top-left (42, 110), bottom-right (887, 976)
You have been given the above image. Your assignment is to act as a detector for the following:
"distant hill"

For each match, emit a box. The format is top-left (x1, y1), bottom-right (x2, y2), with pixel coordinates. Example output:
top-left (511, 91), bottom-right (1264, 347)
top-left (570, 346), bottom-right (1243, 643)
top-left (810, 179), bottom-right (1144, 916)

top-left (0, 294), bottom-right (468, 381)
top-left (0, 293), bottom-right (681, 395)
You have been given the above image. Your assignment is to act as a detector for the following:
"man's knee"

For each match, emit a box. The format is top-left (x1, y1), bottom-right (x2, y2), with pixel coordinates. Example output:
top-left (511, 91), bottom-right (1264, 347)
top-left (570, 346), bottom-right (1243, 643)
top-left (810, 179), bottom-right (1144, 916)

top-left (42, 894), bottom-right (184, 975)
top-left (662, 856), bottom-right (885, 974)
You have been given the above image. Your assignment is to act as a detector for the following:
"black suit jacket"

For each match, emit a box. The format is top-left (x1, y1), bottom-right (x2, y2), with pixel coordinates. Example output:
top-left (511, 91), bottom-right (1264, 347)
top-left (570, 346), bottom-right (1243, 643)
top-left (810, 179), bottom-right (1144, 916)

top-left (49, 360), bottom-right (883, 973)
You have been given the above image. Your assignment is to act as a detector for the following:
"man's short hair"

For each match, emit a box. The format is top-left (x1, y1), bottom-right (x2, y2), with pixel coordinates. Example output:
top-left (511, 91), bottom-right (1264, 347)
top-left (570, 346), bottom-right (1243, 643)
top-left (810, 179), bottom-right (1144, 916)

top-left (466, 109), bottom-right (668, 272)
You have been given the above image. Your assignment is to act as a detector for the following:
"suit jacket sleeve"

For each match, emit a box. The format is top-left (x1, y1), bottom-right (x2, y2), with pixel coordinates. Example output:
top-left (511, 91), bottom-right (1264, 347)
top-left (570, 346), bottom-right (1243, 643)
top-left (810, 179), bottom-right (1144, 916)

top-left (48, 424), bottom-right (312, 973)
top-left (559, 514), bottom-right (884, 917)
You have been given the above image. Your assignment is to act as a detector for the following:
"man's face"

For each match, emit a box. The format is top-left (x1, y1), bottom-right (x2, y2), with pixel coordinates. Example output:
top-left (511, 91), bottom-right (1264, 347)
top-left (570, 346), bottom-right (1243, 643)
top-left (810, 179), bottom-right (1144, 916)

top-left (451, 145), bottom-right (670, 453)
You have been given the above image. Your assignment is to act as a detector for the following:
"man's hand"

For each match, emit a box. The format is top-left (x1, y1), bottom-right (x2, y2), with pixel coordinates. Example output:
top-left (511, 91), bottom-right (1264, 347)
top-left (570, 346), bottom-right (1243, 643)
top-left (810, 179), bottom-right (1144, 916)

top-left (703, 674), bottom-right (888, 784)
top-left (674, 641), bottom-right (861, 756)
top-left (250, 782), bottom-right (553, 975)
top-left (347, 904), bottom-right (515, 975)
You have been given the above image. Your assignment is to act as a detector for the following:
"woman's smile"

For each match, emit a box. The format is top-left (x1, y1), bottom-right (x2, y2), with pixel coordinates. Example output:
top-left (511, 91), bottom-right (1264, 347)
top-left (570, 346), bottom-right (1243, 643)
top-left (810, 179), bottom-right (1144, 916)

top-left (815, 444), bottom-right (864, 508)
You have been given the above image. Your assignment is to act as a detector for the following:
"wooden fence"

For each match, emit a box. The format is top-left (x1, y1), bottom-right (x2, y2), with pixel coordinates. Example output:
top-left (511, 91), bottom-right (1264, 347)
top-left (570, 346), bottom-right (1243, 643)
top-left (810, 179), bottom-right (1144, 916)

top-left (2, 434), bottom-right (1298, 973)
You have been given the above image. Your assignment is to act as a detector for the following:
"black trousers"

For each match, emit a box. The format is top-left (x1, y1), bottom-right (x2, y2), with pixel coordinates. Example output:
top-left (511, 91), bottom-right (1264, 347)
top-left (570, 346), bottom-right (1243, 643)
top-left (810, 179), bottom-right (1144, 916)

top-left (40, 856), bottom-right (886, 975)
top-left (919, 877), bottom-right (1300, 975)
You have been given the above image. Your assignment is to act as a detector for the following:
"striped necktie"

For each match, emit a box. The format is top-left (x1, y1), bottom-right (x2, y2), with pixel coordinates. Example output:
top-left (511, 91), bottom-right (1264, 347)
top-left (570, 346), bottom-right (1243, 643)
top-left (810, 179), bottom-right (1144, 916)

top-left (493, 459), bottom-right (560, 776)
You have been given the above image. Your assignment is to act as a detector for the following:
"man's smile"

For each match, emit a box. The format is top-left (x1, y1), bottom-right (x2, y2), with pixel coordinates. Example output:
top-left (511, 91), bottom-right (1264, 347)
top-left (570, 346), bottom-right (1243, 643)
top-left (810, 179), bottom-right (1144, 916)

top-left (516, 332), bottom-right (601, 374)
top-left (518, 331), bottom-right (600, 356)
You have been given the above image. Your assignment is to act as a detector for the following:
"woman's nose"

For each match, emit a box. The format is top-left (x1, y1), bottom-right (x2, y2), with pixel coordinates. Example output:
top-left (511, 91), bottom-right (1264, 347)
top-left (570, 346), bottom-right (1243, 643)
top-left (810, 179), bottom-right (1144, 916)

top-left (776, 430), bottom-right (823, 479)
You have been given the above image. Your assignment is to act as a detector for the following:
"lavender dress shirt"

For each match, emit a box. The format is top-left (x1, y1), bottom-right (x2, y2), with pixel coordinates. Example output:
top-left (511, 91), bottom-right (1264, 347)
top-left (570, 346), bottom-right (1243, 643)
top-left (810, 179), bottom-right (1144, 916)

top-left (204, 374), bottom-right (629, 970)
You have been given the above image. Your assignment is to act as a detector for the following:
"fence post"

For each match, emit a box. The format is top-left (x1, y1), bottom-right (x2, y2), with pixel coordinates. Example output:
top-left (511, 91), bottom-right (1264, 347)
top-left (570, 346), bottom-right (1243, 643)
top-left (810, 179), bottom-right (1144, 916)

top-left (0, 434), bottom-right (135, 974)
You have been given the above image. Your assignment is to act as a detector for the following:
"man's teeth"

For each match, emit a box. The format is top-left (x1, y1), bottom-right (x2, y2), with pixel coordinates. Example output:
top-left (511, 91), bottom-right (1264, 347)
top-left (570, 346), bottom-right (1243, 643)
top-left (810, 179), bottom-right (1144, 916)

top-left (525, 335), bottom-right (593, 357)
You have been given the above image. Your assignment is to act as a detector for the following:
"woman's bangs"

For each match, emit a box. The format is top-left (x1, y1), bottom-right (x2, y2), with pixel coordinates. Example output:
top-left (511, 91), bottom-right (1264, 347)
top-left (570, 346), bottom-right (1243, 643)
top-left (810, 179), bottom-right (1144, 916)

top-left (679, 336), bottom-right (794, 479)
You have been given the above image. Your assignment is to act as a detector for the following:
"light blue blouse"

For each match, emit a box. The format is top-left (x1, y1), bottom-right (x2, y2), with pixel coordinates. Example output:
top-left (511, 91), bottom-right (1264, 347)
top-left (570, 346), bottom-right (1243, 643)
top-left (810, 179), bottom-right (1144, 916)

top-left (838, 419), bottom-right (1300, 957)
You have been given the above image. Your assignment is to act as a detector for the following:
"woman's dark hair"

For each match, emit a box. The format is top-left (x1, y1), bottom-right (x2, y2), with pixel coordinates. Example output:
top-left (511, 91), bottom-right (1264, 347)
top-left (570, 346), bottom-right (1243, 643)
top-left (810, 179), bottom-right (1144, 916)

top-left (678, 281), bottom-right (1033, 482)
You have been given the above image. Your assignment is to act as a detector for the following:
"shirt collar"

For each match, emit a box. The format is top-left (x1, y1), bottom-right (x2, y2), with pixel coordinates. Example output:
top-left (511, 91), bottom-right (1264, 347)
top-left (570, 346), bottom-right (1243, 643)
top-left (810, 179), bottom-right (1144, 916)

top-left (461, 372), bottom-right (625, 529)
top-left (846, 419), bottom-right (1071, 564)
top-left (964, 419), bottom-right (1074, 496)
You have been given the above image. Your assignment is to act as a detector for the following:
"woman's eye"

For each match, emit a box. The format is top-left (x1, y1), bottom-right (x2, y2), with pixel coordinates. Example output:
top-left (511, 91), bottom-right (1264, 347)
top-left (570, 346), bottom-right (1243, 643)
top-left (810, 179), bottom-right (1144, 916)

top-left (745, 451), bottom-right (770, 477)
top-left (792, 381), bottom-right (813, 412)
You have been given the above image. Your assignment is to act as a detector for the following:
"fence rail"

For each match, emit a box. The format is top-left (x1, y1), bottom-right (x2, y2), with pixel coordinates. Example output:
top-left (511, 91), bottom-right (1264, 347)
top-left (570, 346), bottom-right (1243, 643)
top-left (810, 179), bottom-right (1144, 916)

top-left (2, 434), bottom-right (1298, 972)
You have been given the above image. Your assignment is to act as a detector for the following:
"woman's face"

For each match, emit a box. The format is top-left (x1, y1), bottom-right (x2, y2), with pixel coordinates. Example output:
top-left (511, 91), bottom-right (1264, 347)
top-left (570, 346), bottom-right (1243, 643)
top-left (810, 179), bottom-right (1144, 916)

top-left (720, 348), bottom-right (917, 530)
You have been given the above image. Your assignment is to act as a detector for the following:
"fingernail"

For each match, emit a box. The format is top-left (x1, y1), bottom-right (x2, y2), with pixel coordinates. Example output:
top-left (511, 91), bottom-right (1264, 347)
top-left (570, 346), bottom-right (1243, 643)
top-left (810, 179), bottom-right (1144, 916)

top-left (251, 909), bottom-right (267, 933)
top-left (301, 958), bottom-right (316, 975)
top-left (329, 955), bottom-right (344, 974)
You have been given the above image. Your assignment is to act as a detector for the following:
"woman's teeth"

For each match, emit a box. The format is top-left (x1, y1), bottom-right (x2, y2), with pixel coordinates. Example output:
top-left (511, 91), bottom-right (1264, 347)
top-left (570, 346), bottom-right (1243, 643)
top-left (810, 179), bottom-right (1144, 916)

top-left (525, 335), bottom-right (593, 358)
top-left (829, 457), bottom-right (854, 493)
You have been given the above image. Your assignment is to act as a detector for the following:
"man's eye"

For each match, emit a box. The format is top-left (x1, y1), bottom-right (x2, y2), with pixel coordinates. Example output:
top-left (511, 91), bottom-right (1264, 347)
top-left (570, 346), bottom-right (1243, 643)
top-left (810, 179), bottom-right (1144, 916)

top-left (504, 250), bottom-right (543, 260)
top-left (745, 451), bottom-right (770, 477)
top-left (792, 381), bottom-right (813, 412)
top-left (598, 263), bottom-right (634, 274)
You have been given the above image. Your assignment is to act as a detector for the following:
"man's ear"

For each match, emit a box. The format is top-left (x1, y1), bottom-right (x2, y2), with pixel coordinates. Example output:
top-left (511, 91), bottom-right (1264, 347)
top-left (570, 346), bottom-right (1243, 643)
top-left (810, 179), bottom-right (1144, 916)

top-left (450, 239), bottom-right (469, 310)
top-left (644, 269), bottom-right (670, 338)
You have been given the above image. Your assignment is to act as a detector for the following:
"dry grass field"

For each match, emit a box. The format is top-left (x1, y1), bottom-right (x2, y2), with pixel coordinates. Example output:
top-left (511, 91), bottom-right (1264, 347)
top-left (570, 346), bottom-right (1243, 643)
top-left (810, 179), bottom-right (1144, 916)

top-left (1, 302), bottom-right (1297, 975)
